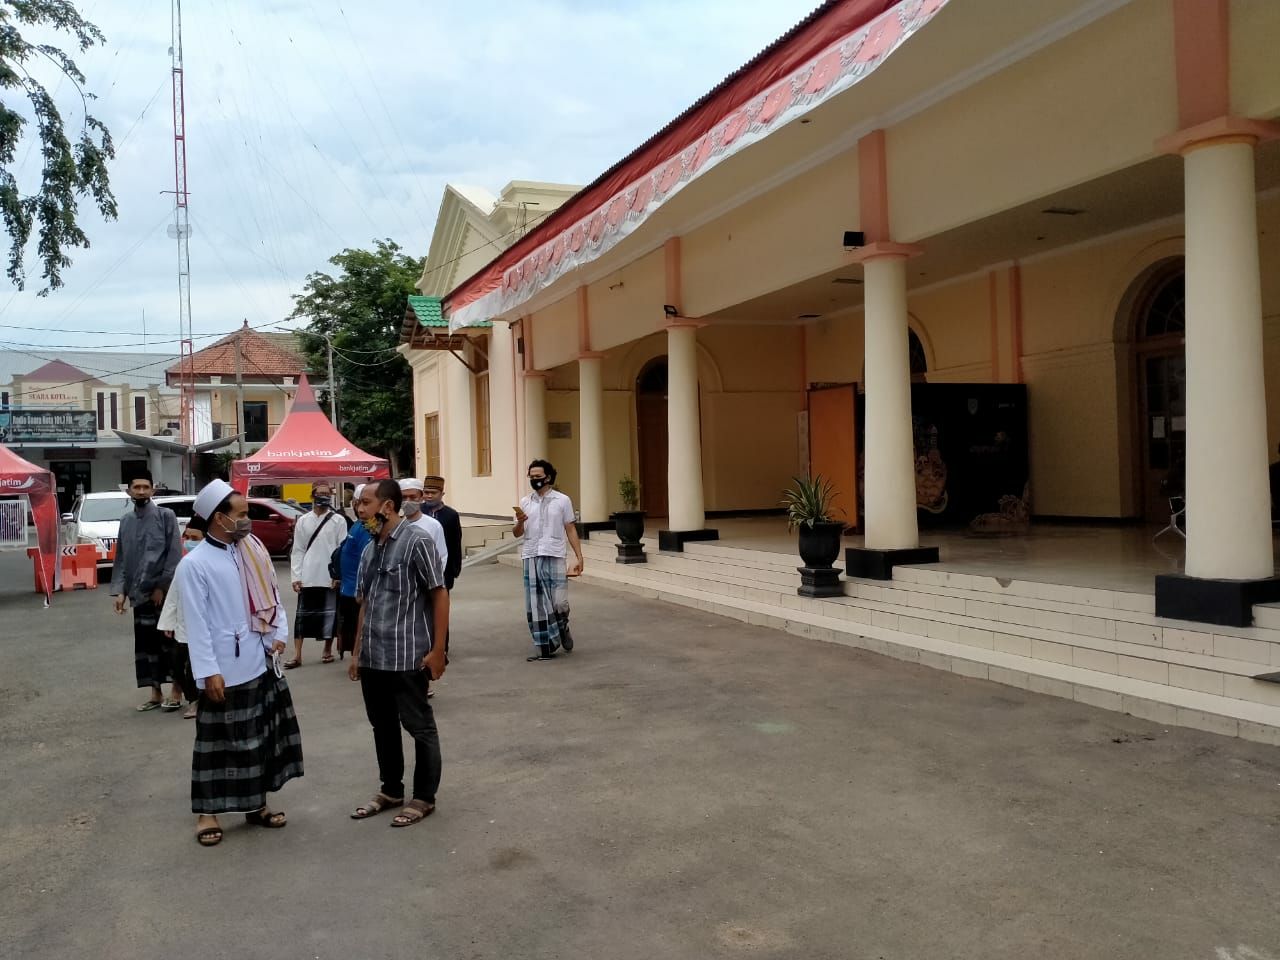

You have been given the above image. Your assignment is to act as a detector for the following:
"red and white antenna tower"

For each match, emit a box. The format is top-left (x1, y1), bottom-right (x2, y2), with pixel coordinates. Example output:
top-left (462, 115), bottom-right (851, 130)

top-left (168, 0), bottom-right (195, 491)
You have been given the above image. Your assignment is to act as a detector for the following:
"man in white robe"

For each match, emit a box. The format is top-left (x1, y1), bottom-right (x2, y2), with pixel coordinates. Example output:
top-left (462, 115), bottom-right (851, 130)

top-left (177, 479), bottom-right (304, 847)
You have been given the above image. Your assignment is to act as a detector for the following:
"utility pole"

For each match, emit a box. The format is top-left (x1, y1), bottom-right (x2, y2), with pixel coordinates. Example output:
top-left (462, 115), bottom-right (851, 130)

top-left (235, 320), bottom-right (246, 458)
top-left (326, 334), bottom-right (339, 428)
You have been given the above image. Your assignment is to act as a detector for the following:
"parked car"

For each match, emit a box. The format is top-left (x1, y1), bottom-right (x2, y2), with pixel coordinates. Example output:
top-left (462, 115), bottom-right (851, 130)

top-left (249, 498), bottom-right (304, 556)
top-left (155, 495), bottom-right (196, 530)
top-left (64, 491), bottom-right (131, 568)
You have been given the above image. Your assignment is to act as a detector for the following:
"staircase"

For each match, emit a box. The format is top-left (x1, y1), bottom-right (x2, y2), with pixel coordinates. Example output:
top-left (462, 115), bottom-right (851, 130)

top-left (509, 533), bottom-right (1280, 746)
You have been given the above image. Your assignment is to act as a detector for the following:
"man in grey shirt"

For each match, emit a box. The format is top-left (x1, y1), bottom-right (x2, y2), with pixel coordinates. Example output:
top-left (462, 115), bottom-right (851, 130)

top-left (348, 479), bottom-right (449, 828)
top-left (109, 473), bottom-right (182, 712)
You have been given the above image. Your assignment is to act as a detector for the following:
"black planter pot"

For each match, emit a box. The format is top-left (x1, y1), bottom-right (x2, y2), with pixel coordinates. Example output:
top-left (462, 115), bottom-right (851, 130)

top-left (797, 521), bottom-right (845, 569)
top-left (613, 511), bottom-right (646, 545)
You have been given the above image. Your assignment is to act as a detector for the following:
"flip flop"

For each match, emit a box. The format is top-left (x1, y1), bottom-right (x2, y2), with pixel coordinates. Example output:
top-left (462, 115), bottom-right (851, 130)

top-left (136, 700), bottom-right (162, 712)
top-left (284, 660), bottom-right (301, 670)
top-left (196, 826), bottom-right (223, 847)
top-left (161, 699), bottom-right (182, 711)
top-left (321, 655), bottom-right (335, 664)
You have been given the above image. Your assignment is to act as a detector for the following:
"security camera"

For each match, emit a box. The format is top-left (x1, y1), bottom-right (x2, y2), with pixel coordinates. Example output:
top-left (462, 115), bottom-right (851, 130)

top-left (842, 231), bottom-right (865, 250)
top-left (663, 304), bottom-right (679, 318)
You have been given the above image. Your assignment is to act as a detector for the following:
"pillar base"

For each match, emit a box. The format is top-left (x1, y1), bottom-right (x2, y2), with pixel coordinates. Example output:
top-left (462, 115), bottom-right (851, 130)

top-left (844, 546), bottom-right (940, 581)
top-left (575, 520), bottom-right (616, 540)
top-left (658, 528), bottom-right (719, 552)
top-left (1154, 573), bottom-right (1280, 628)
top-left (615, 542), bottom-right (648, 565)
top-left (797, 566), bottom-right (843, 598)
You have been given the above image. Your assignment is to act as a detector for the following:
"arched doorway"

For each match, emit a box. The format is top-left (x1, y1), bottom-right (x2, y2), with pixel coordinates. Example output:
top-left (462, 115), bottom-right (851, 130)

top-left (1132, 262), bottom-right (1186, 523)
top-left (636, 357), bottom-right (669, 517)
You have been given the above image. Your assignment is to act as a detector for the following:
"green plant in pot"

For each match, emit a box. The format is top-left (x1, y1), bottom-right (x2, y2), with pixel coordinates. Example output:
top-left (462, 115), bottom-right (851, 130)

top-left (781, 474), bottom-right (845, 570)
top-left (613, 475), bottom-right (645, 546)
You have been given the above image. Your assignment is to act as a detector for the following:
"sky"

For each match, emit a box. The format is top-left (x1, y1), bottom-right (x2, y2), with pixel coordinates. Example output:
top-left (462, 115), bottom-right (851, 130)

top-left (0, 0), bottom-right (820, 356)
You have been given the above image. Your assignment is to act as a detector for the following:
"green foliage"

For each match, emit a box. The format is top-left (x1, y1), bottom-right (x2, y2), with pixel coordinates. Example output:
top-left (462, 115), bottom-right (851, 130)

top-left (781, 474), bottom-right (840, 530)
top-left (290, 239), bottom-right (421, 470)
top-left (0, 1), bottom-right (116, 293)
top-left (618, 475), bottom-right (639, 511)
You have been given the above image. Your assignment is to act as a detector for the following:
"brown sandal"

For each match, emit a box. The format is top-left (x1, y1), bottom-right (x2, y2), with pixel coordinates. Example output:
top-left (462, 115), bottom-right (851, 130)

top-left (351, 792), bottom-right (403, 820)
top-left (196, 826), bottom-right (223, 846)
top-left (390, 799), bottom-right (435, 827)
top-left (245, 807), bottom-right (287, 828)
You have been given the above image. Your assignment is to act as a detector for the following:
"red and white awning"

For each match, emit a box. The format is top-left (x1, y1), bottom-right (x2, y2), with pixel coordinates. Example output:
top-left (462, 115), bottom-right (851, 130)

top-left (446, 0), bottom-right (949, 332)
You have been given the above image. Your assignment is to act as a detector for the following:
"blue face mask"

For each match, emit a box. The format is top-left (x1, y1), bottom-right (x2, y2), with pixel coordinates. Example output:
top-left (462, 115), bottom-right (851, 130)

top-left (183, 539), bottom-right (199, 554)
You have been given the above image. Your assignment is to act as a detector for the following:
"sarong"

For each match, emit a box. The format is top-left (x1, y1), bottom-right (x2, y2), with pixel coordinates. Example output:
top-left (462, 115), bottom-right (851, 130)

top-left (133, 601), bottom-right (177, 689)
top-left (294, 586), bottom-right (336, 640)
top-left (336, 594), bottom-right (360, 655)
top-left (192, 672), bottom-right (304, 814)
top-left (523, 556), bottom-right (570, 653)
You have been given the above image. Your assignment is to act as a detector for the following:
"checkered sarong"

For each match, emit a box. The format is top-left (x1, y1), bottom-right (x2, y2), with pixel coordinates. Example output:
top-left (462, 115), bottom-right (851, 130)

top-left (191, 672), bottom-right (304, 814)
top-left (523, 556), bottom-right (570, 654)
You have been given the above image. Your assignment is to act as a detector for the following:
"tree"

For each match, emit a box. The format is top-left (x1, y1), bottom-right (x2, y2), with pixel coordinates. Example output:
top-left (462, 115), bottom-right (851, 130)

top-left (290, 239), bottom-right (420, 476)
top-left (0, 1), bottom-right (117, 293)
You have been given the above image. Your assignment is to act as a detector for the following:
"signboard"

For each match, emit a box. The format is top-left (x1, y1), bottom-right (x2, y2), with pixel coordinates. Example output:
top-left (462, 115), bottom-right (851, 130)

top-left (0, 409), bottom-right (98, 444)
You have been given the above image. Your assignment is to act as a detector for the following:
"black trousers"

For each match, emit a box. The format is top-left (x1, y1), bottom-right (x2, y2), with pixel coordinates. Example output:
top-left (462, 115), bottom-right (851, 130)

top-left (359, 668), bottom-right (441, 804)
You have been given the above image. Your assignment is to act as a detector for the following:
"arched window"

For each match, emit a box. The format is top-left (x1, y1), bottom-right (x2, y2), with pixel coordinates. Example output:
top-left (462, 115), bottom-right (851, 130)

top-left (909, 329), bottom-right (928, 381)
top-left (1140, 271), bottom-right (1185, 340)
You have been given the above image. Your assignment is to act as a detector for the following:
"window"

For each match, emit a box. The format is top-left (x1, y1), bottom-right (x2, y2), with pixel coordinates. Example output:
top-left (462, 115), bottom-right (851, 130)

top-left (134, 395), bottom-right (146, 431)
top-left (1, 391), bottom-right (8, 409)
top-left (243, 402), bottom-right (268, 443)
top-left (472, 340), bottom-right (491, 476)
top-left (424, 413), bottom-right (441, 478)
top-left (95, 391), bottom-right (119, 430)
top-left (96, 392), bottom-right (105, 430)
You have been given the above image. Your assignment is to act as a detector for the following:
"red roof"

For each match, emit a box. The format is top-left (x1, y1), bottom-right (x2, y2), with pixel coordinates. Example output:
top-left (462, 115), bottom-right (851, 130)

top-left (167, 322), bottom-right (308, 384)
top-left (21, 358), bottom-right (102, 385)
top-left (228, 374), bottom-right (389, 488)
top-left (442, 0), bottom-right (896, 316)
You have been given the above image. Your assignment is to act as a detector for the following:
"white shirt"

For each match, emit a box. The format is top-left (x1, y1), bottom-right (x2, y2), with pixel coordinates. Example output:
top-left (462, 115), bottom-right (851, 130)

top-left (157, 556), bottom-right (190, 644)
top-left (410, 512), bottom-right (447, 569)
top-left (291, 509), bottom-right (347, 587)
top-left (520, 488), bottom-right (575, 560)
top-left (174, 537), bottom-right (290, 688)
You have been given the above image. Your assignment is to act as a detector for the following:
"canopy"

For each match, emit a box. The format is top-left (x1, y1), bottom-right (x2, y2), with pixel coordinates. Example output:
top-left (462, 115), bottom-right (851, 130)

top-left (0, 445), bottom-right (60, 601)
top-left (229, 374), bottom-right (389, 492)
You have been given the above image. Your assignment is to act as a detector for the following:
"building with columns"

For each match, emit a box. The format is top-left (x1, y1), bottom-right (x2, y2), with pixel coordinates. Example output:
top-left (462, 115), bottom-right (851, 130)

top-left (403, 0), bottom-right (1280, 737)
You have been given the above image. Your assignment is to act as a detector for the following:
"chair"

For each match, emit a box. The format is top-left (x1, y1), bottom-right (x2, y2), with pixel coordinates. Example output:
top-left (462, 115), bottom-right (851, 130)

top-left (1154, 495), bottom-right (1186, 542)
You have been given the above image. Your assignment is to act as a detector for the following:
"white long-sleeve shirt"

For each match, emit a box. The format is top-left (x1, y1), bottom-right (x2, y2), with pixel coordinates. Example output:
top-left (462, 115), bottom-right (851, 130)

top-left (175, 537), bottom-right (289, 688)
top-left (290, 509), bottom-right (347, 587)
top-left (157, 561), bottom-right (188, 644)
top-left (410, 512), bottom-right (447, 569)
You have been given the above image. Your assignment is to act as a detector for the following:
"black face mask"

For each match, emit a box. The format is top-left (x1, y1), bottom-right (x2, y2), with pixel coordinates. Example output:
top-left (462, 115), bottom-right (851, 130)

top-left (131, 495), bottom-right (151, 509)
top-left (530, 477), bottom-right (550, 491)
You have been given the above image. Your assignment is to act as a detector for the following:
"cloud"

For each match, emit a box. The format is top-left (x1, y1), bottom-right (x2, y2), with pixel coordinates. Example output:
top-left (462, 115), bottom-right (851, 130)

top-left (0, 0), bottom-right (818, 350)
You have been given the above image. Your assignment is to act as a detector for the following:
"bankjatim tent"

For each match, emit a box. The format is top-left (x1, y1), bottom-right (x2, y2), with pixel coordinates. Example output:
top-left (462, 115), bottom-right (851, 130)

top-left (0, 445), bottom-right (60, 601)
top-left (229, 374), bottom-right (389, 492)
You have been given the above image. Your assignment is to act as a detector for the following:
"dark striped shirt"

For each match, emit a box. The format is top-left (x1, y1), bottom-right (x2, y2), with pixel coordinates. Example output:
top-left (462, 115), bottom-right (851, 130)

top-left (356, 521), bottom-right (445, 671)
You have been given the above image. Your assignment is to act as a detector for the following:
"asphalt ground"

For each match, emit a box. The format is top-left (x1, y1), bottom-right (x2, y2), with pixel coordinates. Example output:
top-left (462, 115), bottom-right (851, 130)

top-left (1, 550), bottom-right (1278, 960)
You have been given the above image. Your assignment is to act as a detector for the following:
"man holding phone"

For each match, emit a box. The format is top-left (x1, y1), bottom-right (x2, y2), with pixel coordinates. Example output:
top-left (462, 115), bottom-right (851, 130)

top-left (348, 479), bottom-right (449, 828)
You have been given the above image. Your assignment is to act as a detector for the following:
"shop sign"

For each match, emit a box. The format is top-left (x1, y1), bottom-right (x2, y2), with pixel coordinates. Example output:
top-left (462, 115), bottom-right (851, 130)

top-left (0, 409), bottom-right (98, 444)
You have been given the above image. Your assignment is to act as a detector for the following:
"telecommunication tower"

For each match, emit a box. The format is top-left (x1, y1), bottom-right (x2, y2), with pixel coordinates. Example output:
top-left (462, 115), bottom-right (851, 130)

top-left (168, 0), bottom-right (195, 491)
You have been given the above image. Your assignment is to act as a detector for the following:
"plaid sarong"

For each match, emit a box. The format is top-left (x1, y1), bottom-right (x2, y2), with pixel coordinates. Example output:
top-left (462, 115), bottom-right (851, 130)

top-left (192, 672), bottom-right (304, 814)
top-left (294, 586), bottom-right (337, 640)
top-left (523, 556), bottom-right (570, 654)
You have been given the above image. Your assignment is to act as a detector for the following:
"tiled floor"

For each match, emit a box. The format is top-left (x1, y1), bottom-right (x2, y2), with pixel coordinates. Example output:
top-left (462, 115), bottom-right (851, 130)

top-left (637, 516), bottom-right (1246, 595)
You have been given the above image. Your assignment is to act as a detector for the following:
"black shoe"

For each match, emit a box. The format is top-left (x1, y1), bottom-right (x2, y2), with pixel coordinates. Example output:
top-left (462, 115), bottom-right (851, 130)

top-left (561, 630), bottom-right (573, 653)
top-left (526, 652), bottom-right (558, 661)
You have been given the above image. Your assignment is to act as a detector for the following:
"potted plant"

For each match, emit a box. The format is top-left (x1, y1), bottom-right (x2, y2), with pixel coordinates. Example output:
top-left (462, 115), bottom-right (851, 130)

top-left (612, 475), bottom-right (647, 564)
top-left (781, 474), bottom-right (845, 596)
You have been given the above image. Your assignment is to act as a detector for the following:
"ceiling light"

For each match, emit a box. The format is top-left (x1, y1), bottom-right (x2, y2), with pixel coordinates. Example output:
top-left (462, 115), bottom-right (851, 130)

top-left (1042, 206), bottom-right (1086, 216)
top-left (831, 277), bottom-right (862, 285)
top-left (797, 313), bottom-right (821, 320)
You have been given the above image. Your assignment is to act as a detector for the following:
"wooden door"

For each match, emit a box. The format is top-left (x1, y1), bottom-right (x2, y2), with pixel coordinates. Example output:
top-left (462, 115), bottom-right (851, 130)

top-left (807, 385), bottom-right (858, 529)
top-left (1139, 350), bottom-right (1186, 523)
top-left (637, 359), bottom-right (669, 517)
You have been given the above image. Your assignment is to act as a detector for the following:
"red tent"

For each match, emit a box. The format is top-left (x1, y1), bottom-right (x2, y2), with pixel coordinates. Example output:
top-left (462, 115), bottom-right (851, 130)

top-left (230, 374), bottom-right (390, 492)
top-left (0, 445), bottom-right (60, 601)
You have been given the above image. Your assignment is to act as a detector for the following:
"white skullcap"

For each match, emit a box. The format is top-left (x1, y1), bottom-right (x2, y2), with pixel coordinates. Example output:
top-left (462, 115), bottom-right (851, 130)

top-left (353, 483), bottom-right (365, 501)
top-left (194, 478), bottom-right (235, 520)
top-left (399, 477), bottom-right (424, 493)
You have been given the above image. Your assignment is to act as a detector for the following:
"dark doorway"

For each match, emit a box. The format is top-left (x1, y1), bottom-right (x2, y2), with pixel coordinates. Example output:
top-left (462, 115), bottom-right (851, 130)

top-left (636, 357), bottom-right (669, 518)
top-left (51, 460), bottom-right (92, 513)
top-left (244, 402), bottom-right (268, 443)
top-left (1132, 264), bottom-right (1186, 523)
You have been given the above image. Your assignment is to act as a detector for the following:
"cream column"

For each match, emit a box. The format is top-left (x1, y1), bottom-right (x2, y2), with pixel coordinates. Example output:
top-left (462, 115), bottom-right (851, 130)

top-left (861, 253), bottom-right (919, 551)
top-left (523, 373), bottom-right (548, 464)
top-left (578, 355), bottom-right (607, 522)
top-left (1182, 137), bottom-right (1272, 581)
top-left (666, 323), bottom-right (706, 531)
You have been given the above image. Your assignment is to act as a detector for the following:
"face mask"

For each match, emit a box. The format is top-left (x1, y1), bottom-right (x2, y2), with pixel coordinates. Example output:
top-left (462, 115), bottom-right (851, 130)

top-left (132, 495), bottom-right (151, 509)
top-left (362, 509), bottom-right (389, 534)
top-left (219, 515), bottom-right (252, 542)
top-left (402, 500), bottom-right (422, 517)
top-left (530, 477), bottom-right (549, 491)
top-left (183, 540), bottom-right (198, 554)
top-left (313, 496), bottom-right (332, 509)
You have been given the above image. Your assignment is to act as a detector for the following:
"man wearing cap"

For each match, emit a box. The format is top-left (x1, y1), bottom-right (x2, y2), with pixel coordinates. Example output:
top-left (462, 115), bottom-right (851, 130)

top-left (286, 481), bottom-right (347, 669)
top-left (421, 475), bottom-right (463, 592)
top-left (399, 478), bottom-right (447, 569)
top-left (175, 479), bottom-right (304, 848)
top-left (333, 483), bottom-right (373, 661)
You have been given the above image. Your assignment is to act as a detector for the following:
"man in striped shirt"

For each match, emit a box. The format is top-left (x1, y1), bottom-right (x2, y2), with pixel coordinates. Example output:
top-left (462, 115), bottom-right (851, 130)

top-left (347, 479), bottom-right (449, 828)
